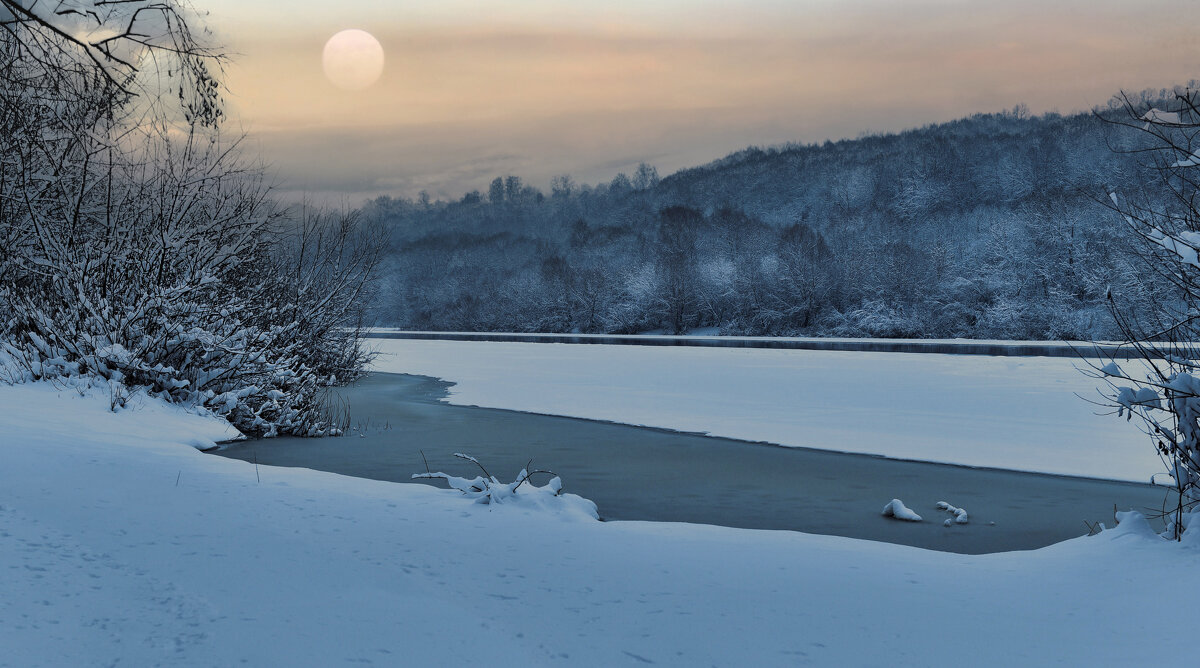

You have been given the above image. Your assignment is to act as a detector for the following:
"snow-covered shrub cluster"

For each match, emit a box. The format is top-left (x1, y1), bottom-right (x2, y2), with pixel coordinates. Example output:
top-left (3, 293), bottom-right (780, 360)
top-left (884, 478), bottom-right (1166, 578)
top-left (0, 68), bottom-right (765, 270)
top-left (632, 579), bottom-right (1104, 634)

top-left (1097, 357), bottom-right (1200, 538)
top-left (0, 2), bottom-right (380, 436)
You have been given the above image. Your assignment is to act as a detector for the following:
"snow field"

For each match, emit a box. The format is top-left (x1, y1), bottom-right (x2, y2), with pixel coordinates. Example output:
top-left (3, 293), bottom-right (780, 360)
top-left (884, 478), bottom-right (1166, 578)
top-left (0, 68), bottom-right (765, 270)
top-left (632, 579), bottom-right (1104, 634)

top-left (2, 355), bottom-right (1196, 666)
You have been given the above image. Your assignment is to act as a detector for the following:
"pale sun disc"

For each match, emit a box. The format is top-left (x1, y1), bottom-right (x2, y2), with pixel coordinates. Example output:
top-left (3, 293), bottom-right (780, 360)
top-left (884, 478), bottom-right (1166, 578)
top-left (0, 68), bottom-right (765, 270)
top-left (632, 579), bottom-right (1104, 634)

top-left (322, 29), bottom-right (384, 91)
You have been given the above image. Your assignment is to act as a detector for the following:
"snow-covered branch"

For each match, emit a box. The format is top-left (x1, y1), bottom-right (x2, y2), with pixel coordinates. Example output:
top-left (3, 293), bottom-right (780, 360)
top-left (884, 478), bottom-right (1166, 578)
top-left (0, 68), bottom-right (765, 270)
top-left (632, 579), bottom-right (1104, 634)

top-left (1097, 87), bottom-right (1200, 539)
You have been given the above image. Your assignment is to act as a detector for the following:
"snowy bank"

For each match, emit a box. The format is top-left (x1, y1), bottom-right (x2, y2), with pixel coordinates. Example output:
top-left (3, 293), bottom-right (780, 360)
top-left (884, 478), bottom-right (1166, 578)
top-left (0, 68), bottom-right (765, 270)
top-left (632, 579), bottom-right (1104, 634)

top-left (369, 339), bottom-right (1158, 482)
top-left (3, 378), bottom-right (1197, 666)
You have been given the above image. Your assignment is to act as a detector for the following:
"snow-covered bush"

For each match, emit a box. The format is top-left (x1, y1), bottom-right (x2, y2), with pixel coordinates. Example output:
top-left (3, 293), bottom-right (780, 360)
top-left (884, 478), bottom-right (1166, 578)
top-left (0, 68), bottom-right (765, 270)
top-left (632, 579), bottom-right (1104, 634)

top-left (831, 300), bottom-right (924, 339)
top-left (1093, 88), bottom-right (1200, 539)
top-left (0, 2), bottom-right (380, 436)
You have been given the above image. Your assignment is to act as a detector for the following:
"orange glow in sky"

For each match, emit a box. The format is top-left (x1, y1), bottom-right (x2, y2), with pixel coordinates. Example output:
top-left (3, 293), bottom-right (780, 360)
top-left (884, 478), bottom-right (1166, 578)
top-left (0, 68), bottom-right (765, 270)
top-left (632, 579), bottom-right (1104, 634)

top-left (200, 0), bottom-right (1200, 201)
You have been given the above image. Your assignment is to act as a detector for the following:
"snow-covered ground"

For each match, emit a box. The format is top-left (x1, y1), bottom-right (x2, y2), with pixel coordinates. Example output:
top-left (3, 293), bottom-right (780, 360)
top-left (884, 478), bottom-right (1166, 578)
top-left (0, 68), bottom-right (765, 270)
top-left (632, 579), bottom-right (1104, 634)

top-left (370, 339), bottom-right (1157, 482)
top-left (2, 376), bottom-right (1197, 666)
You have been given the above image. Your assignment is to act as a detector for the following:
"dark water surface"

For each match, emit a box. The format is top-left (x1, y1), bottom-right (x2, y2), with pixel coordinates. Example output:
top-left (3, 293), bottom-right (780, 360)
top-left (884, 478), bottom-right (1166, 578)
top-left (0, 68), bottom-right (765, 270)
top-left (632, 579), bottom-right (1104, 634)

top-left (213, 372), bottom-right (1168, 554)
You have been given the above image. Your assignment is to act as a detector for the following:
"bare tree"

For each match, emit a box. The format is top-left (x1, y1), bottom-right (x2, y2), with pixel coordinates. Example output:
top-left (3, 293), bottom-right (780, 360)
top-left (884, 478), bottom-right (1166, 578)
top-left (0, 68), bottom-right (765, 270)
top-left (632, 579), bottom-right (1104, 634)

top-left (0, 0), bottom-right (224, 125)
top-left (632, 163), bottom-right (659, 191)
top-left (654, 206), bottom-right (701, 334)
top-left (1090, 87), bottom-right (1200, 539)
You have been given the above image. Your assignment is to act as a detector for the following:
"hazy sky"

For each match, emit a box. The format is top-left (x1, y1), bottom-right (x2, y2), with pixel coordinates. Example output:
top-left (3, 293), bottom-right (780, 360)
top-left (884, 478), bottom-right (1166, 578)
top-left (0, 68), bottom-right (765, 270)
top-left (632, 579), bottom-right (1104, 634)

top-left (200, 0), bottom-right (1200, 202)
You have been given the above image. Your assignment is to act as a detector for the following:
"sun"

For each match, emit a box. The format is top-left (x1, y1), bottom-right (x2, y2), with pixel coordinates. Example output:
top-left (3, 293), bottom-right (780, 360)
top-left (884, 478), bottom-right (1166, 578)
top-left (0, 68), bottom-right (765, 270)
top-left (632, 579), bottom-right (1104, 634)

top-left (322, 29), bottom-right (384, 91)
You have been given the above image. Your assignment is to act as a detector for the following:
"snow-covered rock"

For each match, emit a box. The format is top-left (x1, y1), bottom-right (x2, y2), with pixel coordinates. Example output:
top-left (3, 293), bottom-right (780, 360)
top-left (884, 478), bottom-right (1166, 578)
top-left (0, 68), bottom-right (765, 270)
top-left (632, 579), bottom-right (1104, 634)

top-left (937, 501), bottom-right (969, 525)
top-left (882, 498), bottom-right (923, 521)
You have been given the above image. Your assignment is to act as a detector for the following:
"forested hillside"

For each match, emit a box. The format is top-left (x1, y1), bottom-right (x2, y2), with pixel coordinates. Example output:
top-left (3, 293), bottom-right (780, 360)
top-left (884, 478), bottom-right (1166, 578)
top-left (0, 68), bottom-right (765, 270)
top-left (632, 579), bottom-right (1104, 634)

top-left (367, 96), bottom-right (1173, 339)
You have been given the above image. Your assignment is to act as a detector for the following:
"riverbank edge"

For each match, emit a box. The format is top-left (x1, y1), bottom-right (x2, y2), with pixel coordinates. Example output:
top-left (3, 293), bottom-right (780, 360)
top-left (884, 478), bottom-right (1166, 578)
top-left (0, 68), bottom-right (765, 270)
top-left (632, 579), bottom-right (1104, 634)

top-left (365, 331), bottom-right (1134, 358)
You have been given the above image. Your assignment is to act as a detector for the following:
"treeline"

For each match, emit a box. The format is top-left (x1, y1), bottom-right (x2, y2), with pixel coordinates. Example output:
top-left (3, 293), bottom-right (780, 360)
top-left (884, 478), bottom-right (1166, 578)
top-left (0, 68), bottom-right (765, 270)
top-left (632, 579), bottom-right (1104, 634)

top-left (367, 98), bottom-right (1172, 339)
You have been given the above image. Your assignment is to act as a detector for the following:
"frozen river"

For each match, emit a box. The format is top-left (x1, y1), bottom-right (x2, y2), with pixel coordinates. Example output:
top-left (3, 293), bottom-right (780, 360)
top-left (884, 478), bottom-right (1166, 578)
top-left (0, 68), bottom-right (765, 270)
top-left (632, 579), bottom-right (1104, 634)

top-left (365, 338), bottom-right (1162, 482)
top-left (215, 372), bottom-right (1168, 554)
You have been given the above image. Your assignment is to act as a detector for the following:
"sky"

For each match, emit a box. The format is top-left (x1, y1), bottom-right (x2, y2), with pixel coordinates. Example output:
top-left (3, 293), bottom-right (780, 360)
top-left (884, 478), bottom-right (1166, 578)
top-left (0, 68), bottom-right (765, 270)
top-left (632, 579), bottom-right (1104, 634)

top-left (199, 0), bottom-right (1200, 202)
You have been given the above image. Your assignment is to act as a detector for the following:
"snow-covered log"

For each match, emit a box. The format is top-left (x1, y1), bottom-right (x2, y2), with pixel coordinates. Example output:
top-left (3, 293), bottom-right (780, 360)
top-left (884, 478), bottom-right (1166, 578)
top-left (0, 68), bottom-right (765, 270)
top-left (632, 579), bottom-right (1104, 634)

top-left (412, 453), bottom-right (597, 518)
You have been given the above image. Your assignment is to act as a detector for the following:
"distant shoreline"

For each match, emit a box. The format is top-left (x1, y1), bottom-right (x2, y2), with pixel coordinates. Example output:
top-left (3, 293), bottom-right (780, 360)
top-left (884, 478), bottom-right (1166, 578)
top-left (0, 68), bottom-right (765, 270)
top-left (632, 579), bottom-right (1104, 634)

top-left (365, 330), bottom-right (1133, 358)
